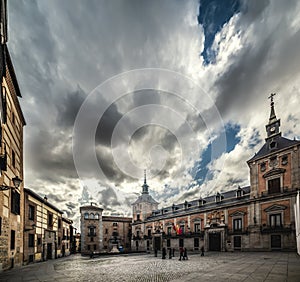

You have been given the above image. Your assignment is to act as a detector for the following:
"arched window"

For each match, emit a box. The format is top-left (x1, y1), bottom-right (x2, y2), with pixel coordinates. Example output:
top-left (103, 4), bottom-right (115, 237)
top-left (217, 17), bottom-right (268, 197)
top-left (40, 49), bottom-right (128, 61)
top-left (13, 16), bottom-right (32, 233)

top-left (95, 213), bottom-right (99, 219)
top-left (84, 213), bottom-right (89, 219)
top-left (90, 213), bottom-right (95, 219)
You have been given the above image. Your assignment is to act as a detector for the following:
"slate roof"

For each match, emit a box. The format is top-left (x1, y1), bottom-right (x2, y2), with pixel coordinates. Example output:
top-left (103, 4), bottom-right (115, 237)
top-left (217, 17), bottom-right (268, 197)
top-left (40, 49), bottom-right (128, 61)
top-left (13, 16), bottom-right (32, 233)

top-left (132, 193), bottom-right (159, 205)
top-left (147, 186), bottom-right (251, 219)
top-left (248, 136), bottom-right (300, 162)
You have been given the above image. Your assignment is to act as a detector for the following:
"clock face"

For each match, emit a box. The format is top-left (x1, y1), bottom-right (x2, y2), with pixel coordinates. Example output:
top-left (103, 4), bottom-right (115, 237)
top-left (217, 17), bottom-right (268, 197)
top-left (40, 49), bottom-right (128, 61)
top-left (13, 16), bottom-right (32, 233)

top-left (270, 126), bottom-right (276, 132)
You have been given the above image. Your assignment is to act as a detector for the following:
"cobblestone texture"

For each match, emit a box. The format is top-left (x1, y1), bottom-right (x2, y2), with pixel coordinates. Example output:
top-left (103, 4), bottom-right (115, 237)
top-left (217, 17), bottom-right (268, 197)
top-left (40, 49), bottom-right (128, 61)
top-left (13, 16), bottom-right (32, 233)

top-left (0, 252), bottom-right (299, 281)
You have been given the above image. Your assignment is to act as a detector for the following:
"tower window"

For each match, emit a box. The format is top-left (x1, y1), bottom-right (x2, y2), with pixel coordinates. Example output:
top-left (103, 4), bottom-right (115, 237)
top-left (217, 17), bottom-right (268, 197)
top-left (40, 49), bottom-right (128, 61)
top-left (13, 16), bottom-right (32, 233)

top-left (269, 141), bottom-right (277, 150)
top-left (268, 178), bottom-right (281, 194)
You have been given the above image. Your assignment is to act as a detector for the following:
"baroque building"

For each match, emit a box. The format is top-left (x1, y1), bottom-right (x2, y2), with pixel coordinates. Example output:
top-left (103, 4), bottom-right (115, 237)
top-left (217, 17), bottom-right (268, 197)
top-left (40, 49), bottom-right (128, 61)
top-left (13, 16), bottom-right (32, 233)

top-left (131, 96), bottom-right (299, 252)
top-left (80, 203), bottom-right (132, 255)
top-left (0, 0), bottom-right (26, 271)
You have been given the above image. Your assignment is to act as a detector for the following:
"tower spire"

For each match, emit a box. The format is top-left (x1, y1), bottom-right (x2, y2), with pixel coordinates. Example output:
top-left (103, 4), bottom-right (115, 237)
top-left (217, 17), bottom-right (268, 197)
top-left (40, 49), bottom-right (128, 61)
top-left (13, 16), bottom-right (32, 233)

top-left (266, 93), bottom-right (281, 140)
top-left (268, 93), bottom-right (277, 123)
top-left (142, 169), bottom-right (149, 194)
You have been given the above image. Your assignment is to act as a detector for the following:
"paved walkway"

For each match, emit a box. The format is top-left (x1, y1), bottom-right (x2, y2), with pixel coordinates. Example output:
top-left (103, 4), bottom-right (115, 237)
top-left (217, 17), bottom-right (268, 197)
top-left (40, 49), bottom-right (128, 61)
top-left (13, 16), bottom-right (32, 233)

top-left (0, 252), bottom-right (299, 281)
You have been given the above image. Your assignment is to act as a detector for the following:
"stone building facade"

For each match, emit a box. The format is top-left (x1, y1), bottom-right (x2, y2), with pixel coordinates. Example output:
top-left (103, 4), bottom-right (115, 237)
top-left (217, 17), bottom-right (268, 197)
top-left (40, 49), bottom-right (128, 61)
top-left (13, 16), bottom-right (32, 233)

top-left (102, 216), bottom-right (132, 252)
top-left (80, 204), bottom-right (132, 255)
top-left (0, 0), bottom-right (26, 271)
top-left (23, 189), bottom-right (73, 264)
top-left (131, 97), bottom-right (299, 253)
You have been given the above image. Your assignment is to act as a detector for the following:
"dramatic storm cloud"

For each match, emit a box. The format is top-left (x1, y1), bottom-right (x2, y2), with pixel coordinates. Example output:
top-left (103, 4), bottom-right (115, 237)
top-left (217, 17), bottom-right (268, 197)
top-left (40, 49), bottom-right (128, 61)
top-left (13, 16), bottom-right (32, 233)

top-left (7, 0), bottom-right (300, 228)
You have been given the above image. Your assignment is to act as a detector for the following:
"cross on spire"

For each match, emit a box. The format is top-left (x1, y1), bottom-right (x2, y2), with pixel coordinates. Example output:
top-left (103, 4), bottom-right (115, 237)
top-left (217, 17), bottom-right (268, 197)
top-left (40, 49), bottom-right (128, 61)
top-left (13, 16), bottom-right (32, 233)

top-left (268, 93), bottom-right (277, 122)
top-left (268, 93), bottom-right (276, 103)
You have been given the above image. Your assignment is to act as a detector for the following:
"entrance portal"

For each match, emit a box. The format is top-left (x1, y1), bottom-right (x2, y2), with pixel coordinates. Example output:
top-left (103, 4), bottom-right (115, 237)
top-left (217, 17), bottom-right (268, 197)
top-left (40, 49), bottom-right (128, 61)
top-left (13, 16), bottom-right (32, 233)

top-left (209, 232), bottom-right (221, 251)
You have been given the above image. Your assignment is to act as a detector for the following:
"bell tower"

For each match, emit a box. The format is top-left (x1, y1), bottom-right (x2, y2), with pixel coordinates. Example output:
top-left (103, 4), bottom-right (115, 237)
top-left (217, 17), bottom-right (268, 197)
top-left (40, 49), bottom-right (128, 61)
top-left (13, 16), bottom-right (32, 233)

top-left (265, 93), bottom-right (281, 150)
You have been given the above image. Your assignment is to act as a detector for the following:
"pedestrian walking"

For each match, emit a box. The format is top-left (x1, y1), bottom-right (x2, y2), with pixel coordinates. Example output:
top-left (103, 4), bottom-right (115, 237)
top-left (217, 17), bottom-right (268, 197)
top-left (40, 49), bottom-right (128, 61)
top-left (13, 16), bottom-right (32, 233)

top-left (201, 246), bottom-right (204, 256)
top-left (179, 247), bottom-right (184, 261)
top-left (162, 247), bottom-right (166, 259)
top-left (172, 248), bottom-right (175, 257)
top-left (154, 248), bottom-right (158, 257)
top-left (184, 248), bottom-right (188, 260)
top-left (169, 248), bottom-right (172, 259)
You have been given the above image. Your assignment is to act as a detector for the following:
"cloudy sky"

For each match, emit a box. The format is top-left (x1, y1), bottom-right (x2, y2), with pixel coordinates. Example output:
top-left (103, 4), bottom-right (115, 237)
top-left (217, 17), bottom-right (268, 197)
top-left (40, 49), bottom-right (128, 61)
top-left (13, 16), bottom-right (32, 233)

top-left (7, 0), bottom-right (300, 228)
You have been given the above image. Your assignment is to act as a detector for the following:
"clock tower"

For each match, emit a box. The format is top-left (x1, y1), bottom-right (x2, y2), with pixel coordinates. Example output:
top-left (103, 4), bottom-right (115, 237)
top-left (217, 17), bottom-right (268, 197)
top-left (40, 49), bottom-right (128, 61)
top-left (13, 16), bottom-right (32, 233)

top-left (265, 93), bottom-right (281, 149)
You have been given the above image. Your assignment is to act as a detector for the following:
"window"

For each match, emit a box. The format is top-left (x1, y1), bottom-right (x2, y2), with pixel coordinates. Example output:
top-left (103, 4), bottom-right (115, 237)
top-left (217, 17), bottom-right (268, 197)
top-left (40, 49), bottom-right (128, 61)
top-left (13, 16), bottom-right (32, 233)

top-left (90, 213), bottom-right (94, 219)
top-left (10, 230), bottom-right (15, 250)
top-left (29, 205), bottom-right (35, 220)
top-left (58, 219), bottom-right (61, 229)
top-left (48, 213), bottom-right (53, 227)
top-left (95, 213), bottom-right (99, 219)
top-left (88, 227), bottom-right (96, 236)
top-left (87, 245), bottom-right (90, 251)
top-left (105, 228), bottom-right (108, 234)
top-left (11, 149), bottom-right (16, 168)
top-left (58, 237), bottom-right (61, 246)
top-left (11, 191), bottom-right (20, 215)
top-left (233, 218), bottom-right (242, 231)
top-left (167, 226), bottom-right (172, 235)
top-left (268, 178), bottom-right (281, 194)
top-left (136, 214), bottom-right (140, 221)
top-left (148, 229), bottom-right (152, 237)
top-left (90, 237), bottom-right (94, 242)
top-left (93, 244), bottom-right (96, 250)
top-left (136, 231), bottom-right (140, 238)
top-left (113, 222), bottom-right (118, 227)
top-left (84, 213), bottom-right (89, 219)
top-left (28, 234), bottom-right (34, 247)
top-left (194, 223), bottom-right (200, 233)
top-left (270, 214), bottom-right (282, 228)
top-left (269, 141), bottom-right (277, 150)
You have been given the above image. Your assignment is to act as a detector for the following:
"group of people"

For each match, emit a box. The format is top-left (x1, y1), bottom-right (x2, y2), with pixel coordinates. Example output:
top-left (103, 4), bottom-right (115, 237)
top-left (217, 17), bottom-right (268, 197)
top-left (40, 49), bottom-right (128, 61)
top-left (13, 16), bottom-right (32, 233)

top-left (155, 246), bottom-right (204, 260)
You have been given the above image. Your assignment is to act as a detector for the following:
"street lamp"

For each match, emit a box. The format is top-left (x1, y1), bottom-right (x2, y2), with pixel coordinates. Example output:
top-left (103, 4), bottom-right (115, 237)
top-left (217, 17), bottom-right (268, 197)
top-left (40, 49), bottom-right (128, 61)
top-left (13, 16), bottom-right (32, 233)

top-left (0, 176), bottom-right (22, 191)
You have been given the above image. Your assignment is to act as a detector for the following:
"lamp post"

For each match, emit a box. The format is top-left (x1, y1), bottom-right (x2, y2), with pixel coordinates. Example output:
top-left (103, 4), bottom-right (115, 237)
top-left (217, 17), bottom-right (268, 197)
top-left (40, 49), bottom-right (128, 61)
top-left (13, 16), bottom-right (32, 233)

top-left (0, 176), bottom-right (22, 191)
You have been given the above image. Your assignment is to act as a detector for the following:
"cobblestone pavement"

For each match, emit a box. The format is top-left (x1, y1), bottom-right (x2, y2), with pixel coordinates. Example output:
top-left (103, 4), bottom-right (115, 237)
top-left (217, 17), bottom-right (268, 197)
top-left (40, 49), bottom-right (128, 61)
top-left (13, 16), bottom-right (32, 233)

top-left (0, 252), bottom-right (299, 282)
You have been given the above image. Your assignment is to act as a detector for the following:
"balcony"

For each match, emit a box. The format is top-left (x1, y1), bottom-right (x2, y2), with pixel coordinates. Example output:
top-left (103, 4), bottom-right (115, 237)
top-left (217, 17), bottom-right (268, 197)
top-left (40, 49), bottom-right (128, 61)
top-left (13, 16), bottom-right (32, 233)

top-left (162, 231), bottom-right (204, 239)
top-left (227, 228), bottom-right (249, 235)
top-left (260, 224), bottom-right (293, 234)
top-left (261, 188), bottom-right (297, 197)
